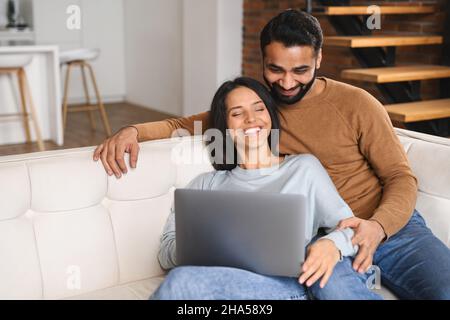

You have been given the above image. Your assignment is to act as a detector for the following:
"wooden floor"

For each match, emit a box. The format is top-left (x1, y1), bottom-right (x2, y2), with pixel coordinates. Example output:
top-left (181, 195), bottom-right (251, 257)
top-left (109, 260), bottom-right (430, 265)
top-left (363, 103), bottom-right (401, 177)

top-left (0, 102), bottom-right (175, 157)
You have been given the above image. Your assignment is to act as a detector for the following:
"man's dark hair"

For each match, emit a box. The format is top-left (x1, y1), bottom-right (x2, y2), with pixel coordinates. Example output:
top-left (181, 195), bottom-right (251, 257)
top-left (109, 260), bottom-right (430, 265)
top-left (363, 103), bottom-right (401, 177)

top-left (260, 9), bottom-right (323, 56)
top-left (207, 77), bottom-right (280, 171)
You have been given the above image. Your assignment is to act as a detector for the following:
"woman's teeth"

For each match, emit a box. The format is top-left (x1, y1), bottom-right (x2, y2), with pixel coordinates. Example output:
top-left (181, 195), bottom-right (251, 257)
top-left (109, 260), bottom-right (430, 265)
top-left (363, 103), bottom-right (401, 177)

top-left (244, 127), bottom-right (261, 136)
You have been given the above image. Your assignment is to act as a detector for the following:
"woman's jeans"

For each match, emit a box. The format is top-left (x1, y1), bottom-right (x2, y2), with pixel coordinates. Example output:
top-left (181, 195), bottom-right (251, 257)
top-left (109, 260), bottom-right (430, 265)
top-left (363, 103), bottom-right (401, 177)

top-left (151, 210), bottom-right (450, 300)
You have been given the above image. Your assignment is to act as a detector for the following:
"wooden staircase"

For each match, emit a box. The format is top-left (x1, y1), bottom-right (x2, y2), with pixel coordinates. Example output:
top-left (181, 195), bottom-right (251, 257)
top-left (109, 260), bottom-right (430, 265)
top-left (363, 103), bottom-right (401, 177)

top-left (325, 35), bottom-right (443, 48)
top-left (314, 1), bottom-right (450, 136)
top-left (341, 65), bottom-right (450, 83)
top-left (385, 99), bottom-right (450, 123)
top-left (317, 5), bottom-right (435, 16)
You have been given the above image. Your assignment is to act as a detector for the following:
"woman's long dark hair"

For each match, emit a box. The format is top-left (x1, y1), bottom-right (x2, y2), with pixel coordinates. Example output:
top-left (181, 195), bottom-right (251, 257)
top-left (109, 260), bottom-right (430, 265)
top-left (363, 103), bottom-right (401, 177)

top-left (206, 77), bottom-right (280, 171)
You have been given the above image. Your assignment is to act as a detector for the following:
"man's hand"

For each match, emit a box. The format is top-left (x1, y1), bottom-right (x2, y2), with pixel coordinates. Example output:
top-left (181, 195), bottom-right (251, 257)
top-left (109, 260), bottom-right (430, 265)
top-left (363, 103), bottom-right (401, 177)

top-left (93, 126), bottom-right (140, 178)
top-left (338, 217), bottom-right (386, 274)
top-left (299, 239), bottom-right (340, 288)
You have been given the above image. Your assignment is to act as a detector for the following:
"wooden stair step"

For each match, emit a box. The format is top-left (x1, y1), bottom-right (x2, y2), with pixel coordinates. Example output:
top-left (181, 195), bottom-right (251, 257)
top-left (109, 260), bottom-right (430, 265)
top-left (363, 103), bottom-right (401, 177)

top-left (341, 65), bottom-right (450, 83)
top-left (385, 99), bottom-right (450, 122)
top-left (315, 5), bottom-right (434, 16)
top-left (325, 35), bottom-right (443, 48)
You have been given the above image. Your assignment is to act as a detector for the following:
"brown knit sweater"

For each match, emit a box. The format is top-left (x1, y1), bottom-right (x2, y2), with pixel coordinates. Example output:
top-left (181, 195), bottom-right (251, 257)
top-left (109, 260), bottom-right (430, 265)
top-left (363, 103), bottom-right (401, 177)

top-left (134, 77), bottom-right (418, 238)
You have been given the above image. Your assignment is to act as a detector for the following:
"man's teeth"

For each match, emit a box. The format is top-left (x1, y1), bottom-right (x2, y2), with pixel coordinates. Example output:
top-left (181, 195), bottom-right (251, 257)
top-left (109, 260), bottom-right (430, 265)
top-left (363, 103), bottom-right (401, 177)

top-left (244, 127), bottom-right (261, 136)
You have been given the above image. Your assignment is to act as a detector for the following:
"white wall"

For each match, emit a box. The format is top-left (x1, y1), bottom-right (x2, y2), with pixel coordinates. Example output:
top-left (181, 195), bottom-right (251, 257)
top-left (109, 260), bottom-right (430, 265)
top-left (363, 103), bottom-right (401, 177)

top-left (217, 0), bottom-right (243, 87)
top-left (33, 0), bottom-right (126, 104)
top-left (182, 0), bottom-right (218, 117)
top-left (123, 0), bottom-right (242, 117)
top-left (33, 0), bottom-right (82, 47)
top-left (183, 0), bottom-right (243, 116)
top-left (124, 0), bottom-right (183, 116)
top-left (80, 0), bottom-right (126, 103)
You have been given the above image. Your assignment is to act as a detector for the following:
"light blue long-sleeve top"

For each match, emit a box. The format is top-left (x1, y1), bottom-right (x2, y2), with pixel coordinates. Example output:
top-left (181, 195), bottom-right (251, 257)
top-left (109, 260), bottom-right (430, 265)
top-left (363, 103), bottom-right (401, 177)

top-left (159, 154), bottom-right (358, 271)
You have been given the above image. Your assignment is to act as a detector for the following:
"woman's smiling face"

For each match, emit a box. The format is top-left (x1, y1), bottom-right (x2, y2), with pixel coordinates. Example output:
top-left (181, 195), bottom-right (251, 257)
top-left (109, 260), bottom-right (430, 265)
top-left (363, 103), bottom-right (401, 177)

top-left (225, 86), bottom-right (272, 150)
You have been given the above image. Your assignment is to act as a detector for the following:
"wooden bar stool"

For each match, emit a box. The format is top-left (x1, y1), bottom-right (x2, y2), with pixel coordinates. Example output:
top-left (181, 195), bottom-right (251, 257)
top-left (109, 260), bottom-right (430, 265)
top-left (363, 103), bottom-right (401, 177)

top-left (60, 49), bottom-right (112, 137)
top-left (0, 55), bottom-right (45, 151)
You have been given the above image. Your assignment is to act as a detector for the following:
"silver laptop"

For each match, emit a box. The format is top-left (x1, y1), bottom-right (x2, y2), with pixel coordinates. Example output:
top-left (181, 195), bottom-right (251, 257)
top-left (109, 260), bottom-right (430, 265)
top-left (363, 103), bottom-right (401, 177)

top-left (175, 189), bottom-right (307, 278)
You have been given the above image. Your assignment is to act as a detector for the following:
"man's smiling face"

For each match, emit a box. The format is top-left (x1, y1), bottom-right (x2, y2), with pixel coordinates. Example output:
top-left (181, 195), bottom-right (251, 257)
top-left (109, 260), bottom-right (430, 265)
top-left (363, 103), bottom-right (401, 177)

top-left (263, 41), bottom-right (322, 105)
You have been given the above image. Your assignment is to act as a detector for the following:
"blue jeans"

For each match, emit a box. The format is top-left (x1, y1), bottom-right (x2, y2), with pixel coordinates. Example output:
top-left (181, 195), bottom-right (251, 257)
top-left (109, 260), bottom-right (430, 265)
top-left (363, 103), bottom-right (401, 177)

top-left (151, 210), bottom-right (450, 300)
top-left (150, 266), bottom-right (308, 300)
top-left (150, 263), bottom-right (382, 300)
top-left (309, 210), bottom-right (450, 300)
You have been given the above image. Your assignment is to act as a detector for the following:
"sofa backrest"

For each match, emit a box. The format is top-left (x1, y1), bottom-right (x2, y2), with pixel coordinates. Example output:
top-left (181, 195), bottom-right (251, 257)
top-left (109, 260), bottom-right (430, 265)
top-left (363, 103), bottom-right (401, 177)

top-left (395, 129), bottom-right (450, 246)
top-left (0, 129), bottom-right (449, 299)
top-left (0, 137), bottom-right (213, 299)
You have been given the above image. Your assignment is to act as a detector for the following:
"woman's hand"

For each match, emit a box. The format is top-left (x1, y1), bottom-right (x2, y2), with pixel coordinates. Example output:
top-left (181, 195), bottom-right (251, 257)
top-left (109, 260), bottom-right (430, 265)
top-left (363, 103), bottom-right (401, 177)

top-left (298, 239), bottom-right (340, 288)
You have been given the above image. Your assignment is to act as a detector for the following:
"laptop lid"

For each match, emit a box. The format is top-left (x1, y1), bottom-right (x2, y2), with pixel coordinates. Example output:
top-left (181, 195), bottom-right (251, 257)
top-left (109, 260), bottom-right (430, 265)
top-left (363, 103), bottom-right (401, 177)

top-left (175, 189), bottom-right (307, 277)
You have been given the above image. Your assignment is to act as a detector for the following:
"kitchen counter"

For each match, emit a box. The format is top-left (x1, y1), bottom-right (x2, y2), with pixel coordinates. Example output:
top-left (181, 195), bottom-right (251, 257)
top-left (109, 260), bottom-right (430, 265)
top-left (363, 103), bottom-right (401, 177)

top-left (0, 45), bottom-right (63, 146)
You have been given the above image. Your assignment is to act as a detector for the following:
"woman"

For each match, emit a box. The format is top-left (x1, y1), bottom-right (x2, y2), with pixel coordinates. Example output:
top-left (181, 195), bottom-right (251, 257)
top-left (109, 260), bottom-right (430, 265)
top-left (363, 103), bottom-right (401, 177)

top-left (151, 77), bottom-right (361, 300)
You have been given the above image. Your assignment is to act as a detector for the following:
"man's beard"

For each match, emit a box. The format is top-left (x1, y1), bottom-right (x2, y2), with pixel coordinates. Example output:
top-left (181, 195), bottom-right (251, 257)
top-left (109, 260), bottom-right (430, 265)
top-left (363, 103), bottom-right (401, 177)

top-left (264, 69), bottom-right (317, 105)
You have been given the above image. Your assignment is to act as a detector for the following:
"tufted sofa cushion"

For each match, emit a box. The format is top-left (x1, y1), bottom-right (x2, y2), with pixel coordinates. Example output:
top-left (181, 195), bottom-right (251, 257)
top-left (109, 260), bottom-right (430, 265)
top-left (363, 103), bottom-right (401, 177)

top-left (0, 129), bottom-right (448, 300)
top-left (0, 139), bottom-right (212, 300)
top-left (395, 129), bottom-right (450, 247)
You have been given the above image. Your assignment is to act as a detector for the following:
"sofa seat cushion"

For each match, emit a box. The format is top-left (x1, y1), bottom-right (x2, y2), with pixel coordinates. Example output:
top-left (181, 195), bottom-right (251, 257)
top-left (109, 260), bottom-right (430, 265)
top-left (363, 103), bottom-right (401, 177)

top-left (65, 277), bottom-right (165, 300)
top-left (376, 286), bottom-right (397, 300)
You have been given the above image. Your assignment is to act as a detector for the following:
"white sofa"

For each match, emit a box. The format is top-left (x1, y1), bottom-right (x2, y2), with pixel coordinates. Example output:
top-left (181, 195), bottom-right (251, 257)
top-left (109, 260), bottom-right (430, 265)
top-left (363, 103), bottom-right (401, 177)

top-left (0, 128), bottom-right (449, 300)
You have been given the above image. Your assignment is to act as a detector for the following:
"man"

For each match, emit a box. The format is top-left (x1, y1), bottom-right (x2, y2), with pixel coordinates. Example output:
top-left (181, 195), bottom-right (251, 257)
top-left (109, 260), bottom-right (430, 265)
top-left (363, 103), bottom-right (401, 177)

top-left (94, 10), bottom-right (450, 299)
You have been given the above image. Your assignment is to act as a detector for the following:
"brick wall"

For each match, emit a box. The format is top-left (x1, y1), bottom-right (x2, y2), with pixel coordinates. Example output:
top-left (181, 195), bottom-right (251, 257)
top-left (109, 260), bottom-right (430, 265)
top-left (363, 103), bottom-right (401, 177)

top-left (242, 0), bottom-right (448, 104)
